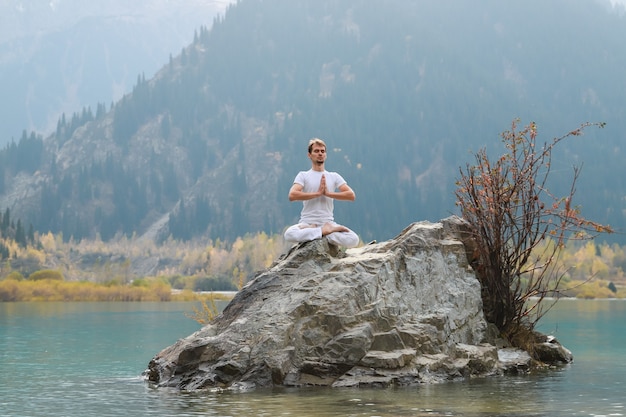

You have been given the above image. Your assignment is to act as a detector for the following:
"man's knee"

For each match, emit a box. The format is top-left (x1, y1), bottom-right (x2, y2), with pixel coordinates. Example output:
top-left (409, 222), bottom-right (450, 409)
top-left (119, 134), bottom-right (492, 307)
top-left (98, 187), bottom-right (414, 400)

top-left (284, 226), bottom-right (298, 242)
top-left (345, 233), bottom-right (360, 248)
top-left (327, 231), bottom-right (359, 248)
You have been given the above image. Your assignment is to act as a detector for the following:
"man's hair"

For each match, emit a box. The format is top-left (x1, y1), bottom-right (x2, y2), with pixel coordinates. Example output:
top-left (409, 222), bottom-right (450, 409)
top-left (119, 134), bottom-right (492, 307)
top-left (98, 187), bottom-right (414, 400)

top-left (308, 138), bottom-right (327, 154)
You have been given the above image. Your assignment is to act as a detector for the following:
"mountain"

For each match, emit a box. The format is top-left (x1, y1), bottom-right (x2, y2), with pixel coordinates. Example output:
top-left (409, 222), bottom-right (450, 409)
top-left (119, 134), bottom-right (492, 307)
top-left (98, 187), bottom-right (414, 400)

top-left (0, 0), bottom-right (232, 145)
top-left (1, 0), bottom-right (625, 245)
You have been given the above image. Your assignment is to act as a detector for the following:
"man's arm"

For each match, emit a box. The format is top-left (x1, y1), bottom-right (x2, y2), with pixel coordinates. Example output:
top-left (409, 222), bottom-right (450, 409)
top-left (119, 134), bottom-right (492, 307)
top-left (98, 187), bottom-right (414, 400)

top-left (325, 183), bottom-right (355, 201)
top-left (288, 183), bottom-right (323, 201)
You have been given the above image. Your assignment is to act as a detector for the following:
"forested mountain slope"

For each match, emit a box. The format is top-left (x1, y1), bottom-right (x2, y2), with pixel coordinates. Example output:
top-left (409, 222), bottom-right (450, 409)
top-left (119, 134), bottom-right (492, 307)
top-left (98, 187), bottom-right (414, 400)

top-left (1, 0), bottom-right (624, 244)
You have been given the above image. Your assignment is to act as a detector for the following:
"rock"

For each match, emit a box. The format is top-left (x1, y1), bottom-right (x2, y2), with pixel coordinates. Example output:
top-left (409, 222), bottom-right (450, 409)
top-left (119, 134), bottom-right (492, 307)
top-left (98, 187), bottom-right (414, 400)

top-left (498, 348), bottom-right (532, 374)
top-left (145, 216), bottom-right (509, 390)
top-left (496, 331), bottom-right (573, 373)
top-left (533, 335), bottom-right (574, 365)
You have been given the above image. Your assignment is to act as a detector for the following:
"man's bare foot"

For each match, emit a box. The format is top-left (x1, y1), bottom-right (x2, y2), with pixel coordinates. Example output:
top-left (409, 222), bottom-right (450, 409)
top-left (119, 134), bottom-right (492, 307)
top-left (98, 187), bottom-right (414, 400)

top-left (321, 222), bottom-right (349, 236)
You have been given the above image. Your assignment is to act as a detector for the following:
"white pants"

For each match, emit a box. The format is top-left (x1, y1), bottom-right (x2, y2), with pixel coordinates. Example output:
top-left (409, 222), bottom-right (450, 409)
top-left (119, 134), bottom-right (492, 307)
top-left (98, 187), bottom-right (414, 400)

top-left (284, 222), bottom-right (359, 248)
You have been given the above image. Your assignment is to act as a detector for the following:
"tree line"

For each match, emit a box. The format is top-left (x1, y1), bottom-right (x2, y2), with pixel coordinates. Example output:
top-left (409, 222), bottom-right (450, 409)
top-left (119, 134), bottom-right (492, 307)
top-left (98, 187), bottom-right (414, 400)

top-left (0, 208), bottom-right (36, 258)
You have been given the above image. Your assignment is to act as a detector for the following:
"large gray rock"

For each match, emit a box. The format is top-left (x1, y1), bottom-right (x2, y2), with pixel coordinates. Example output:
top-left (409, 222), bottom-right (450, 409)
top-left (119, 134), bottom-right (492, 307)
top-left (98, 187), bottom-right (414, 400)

top-left (145, 216), bottom-right (504, 390)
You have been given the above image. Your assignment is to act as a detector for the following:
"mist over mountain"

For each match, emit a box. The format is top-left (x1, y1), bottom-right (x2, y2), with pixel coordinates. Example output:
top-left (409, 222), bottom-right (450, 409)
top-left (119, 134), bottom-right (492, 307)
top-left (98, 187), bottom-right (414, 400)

top-left (1, 0), bottom-right (625, 245)
top-left (0, 0), bottom-right (231, 144)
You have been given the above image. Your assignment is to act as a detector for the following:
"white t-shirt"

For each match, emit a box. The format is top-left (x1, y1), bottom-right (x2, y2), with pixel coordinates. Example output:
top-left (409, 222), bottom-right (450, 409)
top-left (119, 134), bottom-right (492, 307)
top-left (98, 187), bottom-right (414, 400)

top-left (293, 169), bottom-right (347, 225)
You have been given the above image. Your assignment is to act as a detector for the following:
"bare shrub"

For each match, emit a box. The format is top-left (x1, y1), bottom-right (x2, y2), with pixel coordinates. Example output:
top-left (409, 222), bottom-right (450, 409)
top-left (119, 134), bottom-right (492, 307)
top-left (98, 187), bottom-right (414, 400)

top-left (455, 119), bottom-right (613, 345)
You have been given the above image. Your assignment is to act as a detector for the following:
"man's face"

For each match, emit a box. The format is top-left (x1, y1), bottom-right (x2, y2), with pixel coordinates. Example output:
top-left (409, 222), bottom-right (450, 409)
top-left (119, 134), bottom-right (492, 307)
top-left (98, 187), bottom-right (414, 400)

top-left (308, 144), bottom-right (327, 165)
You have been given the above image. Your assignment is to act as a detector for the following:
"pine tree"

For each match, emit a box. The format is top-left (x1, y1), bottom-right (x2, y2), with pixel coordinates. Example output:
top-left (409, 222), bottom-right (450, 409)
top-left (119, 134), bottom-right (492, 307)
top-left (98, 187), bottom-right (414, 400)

top-left (15, 219), bottom-right (26, 247)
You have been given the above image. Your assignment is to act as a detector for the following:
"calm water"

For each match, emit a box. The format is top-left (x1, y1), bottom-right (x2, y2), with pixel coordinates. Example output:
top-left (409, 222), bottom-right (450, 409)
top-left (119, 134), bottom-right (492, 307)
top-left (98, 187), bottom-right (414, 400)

top-left (0, 299), bottom-right (624, 417)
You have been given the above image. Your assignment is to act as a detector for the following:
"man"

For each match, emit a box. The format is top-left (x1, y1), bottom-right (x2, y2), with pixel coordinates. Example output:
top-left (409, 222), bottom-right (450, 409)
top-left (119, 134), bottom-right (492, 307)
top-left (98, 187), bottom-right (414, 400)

top-left (284, 138), bottom-right (359, 248)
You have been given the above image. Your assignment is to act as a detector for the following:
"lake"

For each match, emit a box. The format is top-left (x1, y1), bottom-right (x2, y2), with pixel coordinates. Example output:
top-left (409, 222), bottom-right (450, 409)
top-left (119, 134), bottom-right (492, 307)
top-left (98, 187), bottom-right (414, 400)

top-left (1, 299), bottom-right (624, 416)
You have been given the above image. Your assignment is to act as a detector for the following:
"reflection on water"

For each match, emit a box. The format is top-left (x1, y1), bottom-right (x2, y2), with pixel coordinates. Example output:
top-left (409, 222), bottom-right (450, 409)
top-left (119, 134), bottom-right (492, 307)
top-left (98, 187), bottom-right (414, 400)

top-left (1, 300), bottom-right (624, 417)
top-left (151, 384), bottom-right (526, 416)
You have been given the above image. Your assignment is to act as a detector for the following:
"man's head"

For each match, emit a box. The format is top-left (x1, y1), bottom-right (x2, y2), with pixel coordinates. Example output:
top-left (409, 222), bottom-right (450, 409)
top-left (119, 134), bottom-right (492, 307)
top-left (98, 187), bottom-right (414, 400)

top-left (308, 138), bottom-right (326, 154)
top-left (307, 138), bottom-right (327, 169)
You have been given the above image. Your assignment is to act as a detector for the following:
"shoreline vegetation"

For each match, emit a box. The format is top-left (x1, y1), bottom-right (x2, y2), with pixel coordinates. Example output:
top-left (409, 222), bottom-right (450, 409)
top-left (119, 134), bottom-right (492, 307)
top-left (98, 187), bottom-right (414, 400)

top-left (0, 277), bottom-right (237, 303)
top-left (0, 230), bottom-right (283, 302)
top-left (1, 231), bottom-right (625, 302)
